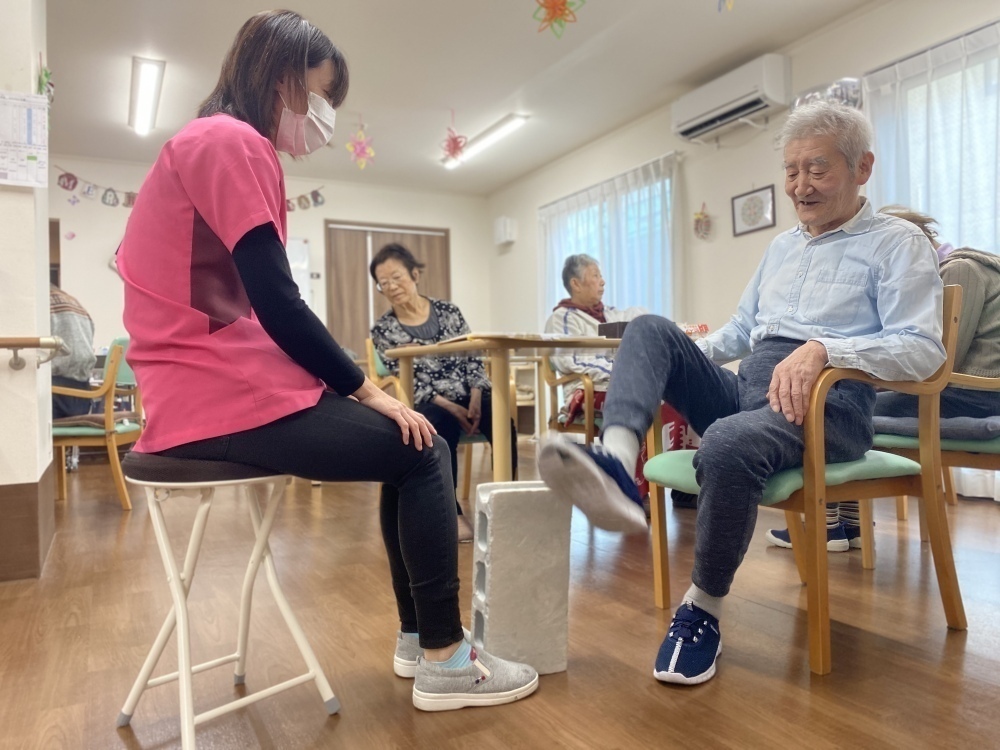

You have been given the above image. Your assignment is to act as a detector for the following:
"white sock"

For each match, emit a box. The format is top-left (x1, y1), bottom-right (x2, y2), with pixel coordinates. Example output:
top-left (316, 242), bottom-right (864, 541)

top-left (683, 583), bottom-right (724, 620)
top-left (601, 426), bottom-right (640, 472)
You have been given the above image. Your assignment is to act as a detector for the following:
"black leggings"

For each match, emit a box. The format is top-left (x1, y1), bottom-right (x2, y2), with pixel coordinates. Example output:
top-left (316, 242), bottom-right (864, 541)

top-left (155, 391), bottom-right (462, 649)
top-left (416, 391), bottom-right (518, 513)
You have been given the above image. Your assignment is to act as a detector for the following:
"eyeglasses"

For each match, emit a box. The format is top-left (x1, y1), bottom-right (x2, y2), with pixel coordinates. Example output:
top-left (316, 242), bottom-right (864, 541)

top-left (376, 273), bottom-right (410, 292)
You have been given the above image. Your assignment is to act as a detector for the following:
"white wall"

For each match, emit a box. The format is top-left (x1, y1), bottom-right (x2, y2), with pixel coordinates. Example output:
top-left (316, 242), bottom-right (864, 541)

top-left (485, 0), bottom-right (1000, 333)
top-left (0, 0), bottom-right (51, 486)
top-left (48, 155), bottom-right (492, 346)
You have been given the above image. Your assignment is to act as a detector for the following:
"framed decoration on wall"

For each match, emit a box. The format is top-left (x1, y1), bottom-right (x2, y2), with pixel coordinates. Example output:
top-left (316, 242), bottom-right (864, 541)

top-left (731, 185), bottom-right (776, 236)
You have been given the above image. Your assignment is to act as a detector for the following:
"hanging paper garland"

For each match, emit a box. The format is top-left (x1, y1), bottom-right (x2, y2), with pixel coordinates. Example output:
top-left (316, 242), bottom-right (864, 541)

top-left (101, 188), bottom-right (120, 207)
top-left (123, 192), bottom-right (138, 208)
top-left (57, 172), bottom-right (77, 191)
top-left (346, 121), bottom-right (375, 170)
top-left (286, 199), bottom-right (296, 212)
top-left (310, 190), bottom-right (325, 207)
top-left (81, 182), bottom-right (98, 200)
top-left (297, 195), bottom-right (311, 210)
top-left (534, 0), bottom-right (584, 38)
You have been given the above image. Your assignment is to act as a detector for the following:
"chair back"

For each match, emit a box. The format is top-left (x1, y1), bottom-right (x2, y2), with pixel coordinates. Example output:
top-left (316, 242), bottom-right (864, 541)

top-left (109, 336), bottom-right (136, 386)
top-left (539, 355), bottom-right (559, 386)
top-left (365, 338), bottom-right (392, 379)
top-left (921, 285), bottom-right (962, 394)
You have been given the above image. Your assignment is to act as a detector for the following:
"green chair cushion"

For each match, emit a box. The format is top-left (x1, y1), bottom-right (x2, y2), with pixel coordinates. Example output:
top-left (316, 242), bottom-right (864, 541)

top-left (873, 433), bottom-right (1000, 454)
top-left (644, 449), bottom-right (921, 506)
top-left (459, 432), bottom-right (489, 445)
top-left (52, 421), bottom-right (141, 437)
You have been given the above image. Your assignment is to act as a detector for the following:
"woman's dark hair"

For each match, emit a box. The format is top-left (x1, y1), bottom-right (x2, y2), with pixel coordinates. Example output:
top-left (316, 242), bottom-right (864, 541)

top-left (198, 10), bottom-right (349, 138)
top-left (369, 243), bottom-right (426, 283)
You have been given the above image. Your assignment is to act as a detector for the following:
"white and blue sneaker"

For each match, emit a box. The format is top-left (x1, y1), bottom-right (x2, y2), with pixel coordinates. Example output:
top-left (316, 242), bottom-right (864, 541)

top-left (654, 602), bottom-right (721, 685)
top-left (538, 437), bottom-right (648, 534)
top-left (395, 628), bottom-right (472, 678)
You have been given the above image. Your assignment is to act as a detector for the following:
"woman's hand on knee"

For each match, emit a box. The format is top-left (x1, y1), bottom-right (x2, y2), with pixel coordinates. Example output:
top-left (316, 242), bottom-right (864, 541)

top-left (353, 378), bottom-right (437, 449)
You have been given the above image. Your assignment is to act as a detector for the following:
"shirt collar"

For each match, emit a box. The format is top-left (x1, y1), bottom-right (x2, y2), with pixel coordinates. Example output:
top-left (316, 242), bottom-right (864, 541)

top-left (794, 196), bottom-right (873, 238)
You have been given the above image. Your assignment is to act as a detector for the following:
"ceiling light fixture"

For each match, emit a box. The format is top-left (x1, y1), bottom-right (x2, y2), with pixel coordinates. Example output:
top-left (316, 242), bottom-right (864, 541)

top-left (442, 113), bottom-right (529, 169)
top-left (128, 56), bottom-right (166, 136)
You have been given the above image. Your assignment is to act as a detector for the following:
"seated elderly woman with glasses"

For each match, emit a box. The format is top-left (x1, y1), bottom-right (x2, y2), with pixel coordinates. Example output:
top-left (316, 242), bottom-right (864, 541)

top-left (370, 243), bottom-right (518, 543)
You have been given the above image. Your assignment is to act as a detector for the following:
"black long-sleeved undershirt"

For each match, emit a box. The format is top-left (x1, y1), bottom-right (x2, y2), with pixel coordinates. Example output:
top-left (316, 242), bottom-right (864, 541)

top-left (232, 223), bottom-right (365, 396)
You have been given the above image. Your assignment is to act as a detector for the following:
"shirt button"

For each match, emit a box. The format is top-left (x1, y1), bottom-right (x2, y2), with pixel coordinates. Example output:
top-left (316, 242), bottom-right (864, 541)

top-left (797, 272), bottom-right (803, 278)
top-left (787, 306), bottom-right (794, 312)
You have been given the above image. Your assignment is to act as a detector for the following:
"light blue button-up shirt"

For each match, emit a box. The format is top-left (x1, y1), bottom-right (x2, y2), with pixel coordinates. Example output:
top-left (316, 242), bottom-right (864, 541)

top-left (697, 198), bottom-right (945, 381)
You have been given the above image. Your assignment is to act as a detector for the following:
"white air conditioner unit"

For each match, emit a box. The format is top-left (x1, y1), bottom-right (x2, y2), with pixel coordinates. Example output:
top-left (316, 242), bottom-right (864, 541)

top-left (672, 54), bottom-right (790, 141)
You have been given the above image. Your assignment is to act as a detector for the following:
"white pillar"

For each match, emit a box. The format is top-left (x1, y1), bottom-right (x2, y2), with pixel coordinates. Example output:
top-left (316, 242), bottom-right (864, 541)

top-left (471, 481), bottom-right (572, 675)
top-left (0, 0), bottom-right (54, 580)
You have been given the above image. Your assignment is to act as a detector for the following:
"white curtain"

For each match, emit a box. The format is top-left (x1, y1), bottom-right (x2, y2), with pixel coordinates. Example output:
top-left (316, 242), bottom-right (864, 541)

top-left (865, 22), bottom-right (1000, 502)
top-left (863, 21), bottom-right (1000, 253)
top-left (537, 153), bottom-right (681, 325)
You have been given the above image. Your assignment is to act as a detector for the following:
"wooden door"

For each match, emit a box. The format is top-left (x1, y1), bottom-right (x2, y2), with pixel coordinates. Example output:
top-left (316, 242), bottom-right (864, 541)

top-left (325, 222), bottom-right (450, 358)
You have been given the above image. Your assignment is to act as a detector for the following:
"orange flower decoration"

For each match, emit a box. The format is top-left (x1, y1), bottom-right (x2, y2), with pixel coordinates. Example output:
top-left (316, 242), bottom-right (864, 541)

top-left (534, 0), bottom-right (585, 38)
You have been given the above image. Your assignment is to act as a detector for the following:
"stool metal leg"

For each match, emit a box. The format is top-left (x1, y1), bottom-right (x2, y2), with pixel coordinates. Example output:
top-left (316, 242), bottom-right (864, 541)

top-left (118, 486), bottom-right (215, 750)
top-left (237, 480), bottom-right (340, 714)
top-left (119, 475), bottom-right (339, 746)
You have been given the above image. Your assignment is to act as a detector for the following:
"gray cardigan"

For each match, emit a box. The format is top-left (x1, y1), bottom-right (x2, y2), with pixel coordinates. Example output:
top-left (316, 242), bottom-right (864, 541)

top-left (939, 249), bottom-right (1000, 379)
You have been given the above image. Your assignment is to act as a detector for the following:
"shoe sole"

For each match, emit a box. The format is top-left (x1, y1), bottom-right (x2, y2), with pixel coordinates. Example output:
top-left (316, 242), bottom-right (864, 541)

top-left (653, 643), bottom-right (722, 686)
top-left (765, 529), bottom-right (850, 553)
top-left (412, 673), bottom-right (539, 711)
top-left (394, 655), bottom-right (418, 679)
top-left (538, 440), bottom-right (648, 534)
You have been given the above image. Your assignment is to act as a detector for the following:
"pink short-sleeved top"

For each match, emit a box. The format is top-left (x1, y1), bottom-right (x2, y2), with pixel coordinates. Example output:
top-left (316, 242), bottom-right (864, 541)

top-left (118, 114), bottom-right (324, 453)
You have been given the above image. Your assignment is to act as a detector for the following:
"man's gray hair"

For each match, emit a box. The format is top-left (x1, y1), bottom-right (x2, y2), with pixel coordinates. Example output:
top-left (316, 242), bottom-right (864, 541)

top-left (780, 100), bottom-right (873, 172)
top-left (561, 254), bottom-right (599, 295)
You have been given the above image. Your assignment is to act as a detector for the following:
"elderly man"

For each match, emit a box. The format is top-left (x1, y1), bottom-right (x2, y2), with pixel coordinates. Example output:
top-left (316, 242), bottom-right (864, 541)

top-left (539, 101), bottom-right (945, 685)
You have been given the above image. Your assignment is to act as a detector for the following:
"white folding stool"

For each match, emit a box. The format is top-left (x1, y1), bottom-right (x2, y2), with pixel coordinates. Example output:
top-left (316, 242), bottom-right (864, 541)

top-left (116, 453), bottom-right (338, 749)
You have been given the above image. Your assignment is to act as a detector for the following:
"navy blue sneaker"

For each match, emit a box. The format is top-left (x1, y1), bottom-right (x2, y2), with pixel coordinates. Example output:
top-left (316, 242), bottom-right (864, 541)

top-left (654, 602), bottom-right (721, 685)
top-left (765, 522), bottom-right (850, 552)
top-left (538, 437), bottom-right (648, 534)
top-left (843, 523), bottom-right (863, 549)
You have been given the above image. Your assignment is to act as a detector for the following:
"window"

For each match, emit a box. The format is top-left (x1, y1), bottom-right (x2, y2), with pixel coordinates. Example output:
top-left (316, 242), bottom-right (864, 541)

top-left (538, 154), bottom-right (680, 324)
top-left (864, 21), bottom-right (1000, 253)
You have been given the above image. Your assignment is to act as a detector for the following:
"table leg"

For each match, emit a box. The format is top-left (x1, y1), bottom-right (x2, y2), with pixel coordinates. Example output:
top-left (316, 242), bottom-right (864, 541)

top-left (489, 349), bottom-right (513, 482)
top-left (398, 357), bottom-right (414, 409)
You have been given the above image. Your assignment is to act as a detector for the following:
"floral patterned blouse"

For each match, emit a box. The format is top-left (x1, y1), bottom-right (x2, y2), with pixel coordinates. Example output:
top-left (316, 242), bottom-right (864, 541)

top-left (371, 297), bottom-right (491, 405)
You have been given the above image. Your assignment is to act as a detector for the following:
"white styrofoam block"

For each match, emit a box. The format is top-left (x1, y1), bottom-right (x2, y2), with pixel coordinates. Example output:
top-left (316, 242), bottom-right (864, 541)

top-left (471, 481), bottom-right (572, 674)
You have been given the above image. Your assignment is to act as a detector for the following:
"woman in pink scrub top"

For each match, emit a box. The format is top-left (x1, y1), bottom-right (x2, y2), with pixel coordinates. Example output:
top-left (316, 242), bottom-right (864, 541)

top-left (116, 10), bottom-right (537, 711)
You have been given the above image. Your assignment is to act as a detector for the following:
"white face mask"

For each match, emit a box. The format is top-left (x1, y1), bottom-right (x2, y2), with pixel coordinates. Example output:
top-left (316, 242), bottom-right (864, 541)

top-left (275, 91), bottom-right (337, 156)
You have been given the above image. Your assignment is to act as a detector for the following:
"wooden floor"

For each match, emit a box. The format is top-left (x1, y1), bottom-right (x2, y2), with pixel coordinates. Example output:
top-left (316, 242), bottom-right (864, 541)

top-left (2, 440), bottom-right (1000, 749)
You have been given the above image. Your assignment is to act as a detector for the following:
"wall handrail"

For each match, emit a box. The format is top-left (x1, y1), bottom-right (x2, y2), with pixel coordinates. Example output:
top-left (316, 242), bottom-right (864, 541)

top-left (0, 336), bottom-right (67, 370)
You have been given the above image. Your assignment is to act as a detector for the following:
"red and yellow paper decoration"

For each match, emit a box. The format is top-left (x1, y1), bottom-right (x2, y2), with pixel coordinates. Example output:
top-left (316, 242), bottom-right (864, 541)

top-left (534, 0), bottom-right (584, 38)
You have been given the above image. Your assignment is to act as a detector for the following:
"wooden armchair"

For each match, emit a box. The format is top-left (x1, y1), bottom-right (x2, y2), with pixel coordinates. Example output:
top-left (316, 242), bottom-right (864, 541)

top-left (643, 286), bottom-right (965, 675)
top-left (540, 356), bottom-right (599, 445)
top-left (52, 341), bottom-right (142, 510)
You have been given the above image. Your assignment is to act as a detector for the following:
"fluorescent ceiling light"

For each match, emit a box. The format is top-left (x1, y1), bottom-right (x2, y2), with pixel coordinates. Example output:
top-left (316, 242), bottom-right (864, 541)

top-left (442, 113), bottom-right (529, 169)
top-left (129, 56), bottom-right (166, 136)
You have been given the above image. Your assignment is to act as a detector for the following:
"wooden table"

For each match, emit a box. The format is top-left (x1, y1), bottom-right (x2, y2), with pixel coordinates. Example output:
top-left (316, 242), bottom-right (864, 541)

top-left (385, 334), bottom-right (620, 482)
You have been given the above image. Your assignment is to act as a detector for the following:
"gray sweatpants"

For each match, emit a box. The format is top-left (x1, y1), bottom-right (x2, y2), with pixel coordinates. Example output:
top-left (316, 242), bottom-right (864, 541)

top-left (603, 315), bottom-right (875, 597)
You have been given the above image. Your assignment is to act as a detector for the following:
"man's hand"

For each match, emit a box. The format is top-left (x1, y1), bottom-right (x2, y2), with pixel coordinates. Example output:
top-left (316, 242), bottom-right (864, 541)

top-left (466, 388), bottom-right (483, 435)
top-left (353, 378), bottom-right (437, 450)
top-left (767, 341), bottom-right (829, 426)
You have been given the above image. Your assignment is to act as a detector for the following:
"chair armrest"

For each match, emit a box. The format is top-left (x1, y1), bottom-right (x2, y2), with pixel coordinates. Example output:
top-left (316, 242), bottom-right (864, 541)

top-left (949, 373), bottom-right (1000, 392)
top-left (52, 380), bottom-right (112, 399)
